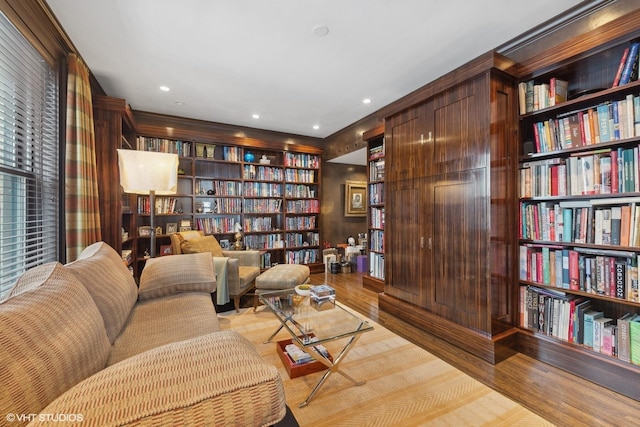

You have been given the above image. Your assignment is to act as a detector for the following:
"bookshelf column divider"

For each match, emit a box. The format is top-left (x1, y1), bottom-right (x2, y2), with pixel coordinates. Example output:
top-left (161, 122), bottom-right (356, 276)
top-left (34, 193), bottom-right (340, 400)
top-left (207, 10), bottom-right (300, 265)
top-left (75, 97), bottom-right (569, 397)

top-left (363, 124), bottom-right (385, 293)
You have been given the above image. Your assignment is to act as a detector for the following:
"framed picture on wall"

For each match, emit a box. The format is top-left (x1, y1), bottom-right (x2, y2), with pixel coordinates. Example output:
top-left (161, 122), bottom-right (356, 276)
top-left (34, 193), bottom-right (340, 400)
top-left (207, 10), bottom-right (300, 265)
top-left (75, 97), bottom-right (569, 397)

top-left (345, 180), bottom-right (366, 217)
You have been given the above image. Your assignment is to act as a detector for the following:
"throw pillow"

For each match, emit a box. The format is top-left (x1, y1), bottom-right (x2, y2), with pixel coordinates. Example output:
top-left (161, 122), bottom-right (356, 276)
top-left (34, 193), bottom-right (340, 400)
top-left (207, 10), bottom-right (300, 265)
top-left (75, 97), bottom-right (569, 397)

top-left (65, 241), bottom-right (138, 344)
top-left (179, 235), bottom-right (224, 257)
top-left (139, 252), bottom-right (216, 300)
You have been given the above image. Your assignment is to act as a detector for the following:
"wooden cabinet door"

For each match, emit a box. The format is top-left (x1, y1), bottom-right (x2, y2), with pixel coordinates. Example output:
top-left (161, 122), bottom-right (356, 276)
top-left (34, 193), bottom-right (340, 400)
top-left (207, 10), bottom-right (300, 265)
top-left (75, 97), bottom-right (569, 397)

top-left (423, 168), bottom-right (490, 333)
top-left (426, 74), bottom-right (489, 175)
top-left (384, 178), bottom-right (425, 307)
top-left (385, 104), bottom-right (428, 182)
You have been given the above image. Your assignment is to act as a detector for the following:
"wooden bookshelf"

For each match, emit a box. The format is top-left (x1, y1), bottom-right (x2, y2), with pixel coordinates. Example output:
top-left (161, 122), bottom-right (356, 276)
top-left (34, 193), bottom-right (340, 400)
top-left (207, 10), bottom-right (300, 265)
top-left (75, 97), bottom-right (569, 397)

top-left (516, 10), bottom-right (640, 400)
top-left (127, 135), bottom-right (323, 277)
top-left (363, 124), bottom-right (385, 293)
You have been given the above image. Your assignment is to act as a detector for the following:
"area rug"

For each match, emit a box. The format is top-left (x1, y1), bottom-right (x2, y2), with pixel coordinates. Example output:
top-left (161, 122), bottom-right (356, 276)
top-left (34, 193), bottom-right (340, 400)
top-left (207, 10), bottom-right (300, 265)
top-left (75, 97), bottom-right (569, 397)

top-left (218, 305), bottom-right (554, 427)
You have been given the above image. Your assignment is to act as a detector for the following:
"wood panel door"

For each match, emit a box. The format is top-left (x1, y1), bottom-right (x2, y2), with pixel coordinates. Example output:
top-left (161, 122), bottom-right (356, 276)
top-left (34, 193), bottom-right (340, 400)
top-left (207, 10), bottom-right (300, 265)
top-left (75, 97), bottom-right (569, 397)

top-left (384, 178), bottom-right (425, 307)
top-left (426, 75), bottom-right (489, 175)
top-left (385, 104), bottom-right (428, 182)
top-left (423, 168), bottom-right (490, 333)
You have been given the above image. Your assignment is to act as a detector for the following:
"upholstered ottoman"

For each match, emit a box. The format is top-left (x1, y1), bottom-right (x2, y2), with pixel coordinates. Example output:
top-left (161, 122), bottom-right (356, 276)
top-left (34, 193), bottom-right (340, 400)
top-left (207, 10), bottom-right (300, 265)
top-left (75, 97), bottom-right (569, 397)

top-left (253, 264), bottom-right (310, 311)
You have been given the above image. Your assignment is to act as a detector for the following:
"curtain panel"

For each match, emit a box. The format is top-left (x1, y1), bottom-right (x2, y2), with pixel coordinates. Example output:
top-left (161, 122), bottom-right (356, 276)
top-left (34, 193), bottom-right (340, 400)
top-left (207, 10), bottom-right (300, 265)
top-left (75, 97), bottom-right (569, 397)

top-left (65, 53), bottom-right (101, 262)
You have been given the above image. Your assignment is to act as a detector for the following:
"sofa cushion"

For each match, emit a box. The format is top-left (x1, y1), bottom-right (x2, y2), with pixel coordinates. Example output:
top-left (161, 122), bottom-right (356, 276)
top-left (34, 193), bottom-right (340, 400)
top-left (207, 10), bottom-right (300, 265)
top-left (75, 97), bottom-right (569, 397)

top-left (179, 234), bottom-right (224, 257)
top-left (65, 241), bottom-right (138, 344)
top-left (108, 292), bottom-right (221, 365)
top-left (138, 252), bottom-right (216, 301)
top-left (36, 331), bottom-right (286, 426)
top-left (0, 262), bottom-right (111, 419)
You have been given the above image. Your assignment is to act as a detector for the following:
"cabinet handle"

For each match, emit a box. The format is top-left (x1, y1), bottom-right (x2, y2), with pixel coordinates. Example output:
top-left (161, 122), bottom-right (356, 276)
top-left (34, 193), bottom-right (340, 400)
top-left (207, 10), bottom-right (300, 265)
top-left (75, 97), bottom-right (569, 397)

top-left (420, 134), bottom-right (425, 145)
top-left (428, 237), bottom-right (432, 250)
top-left (427, 131), bottom-right (433, 142)
top-left (421, 236), bottom-right (424, 248)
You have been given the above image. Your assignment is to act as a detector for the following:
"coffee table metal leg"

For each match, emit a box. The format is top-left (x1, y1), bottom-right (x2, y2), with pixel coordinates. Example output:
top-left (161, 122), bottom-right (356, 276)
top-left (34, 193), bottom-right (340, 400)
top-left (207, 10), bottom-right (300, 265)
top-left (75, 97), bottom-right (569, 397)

top-left (263, 322), bottom-right (285, 344)
top-left (298, 334), bottom-right (365, 408)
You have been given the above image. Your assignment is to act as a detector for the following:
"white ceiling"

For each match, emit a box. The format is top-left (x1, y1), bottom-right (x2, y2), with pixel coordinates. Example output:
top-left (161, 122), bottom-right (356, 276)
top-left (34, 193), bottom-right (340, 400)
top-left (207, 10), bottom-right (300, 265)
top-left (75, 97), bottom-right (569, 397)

top-left (47, 0), bottom-right (584, 142)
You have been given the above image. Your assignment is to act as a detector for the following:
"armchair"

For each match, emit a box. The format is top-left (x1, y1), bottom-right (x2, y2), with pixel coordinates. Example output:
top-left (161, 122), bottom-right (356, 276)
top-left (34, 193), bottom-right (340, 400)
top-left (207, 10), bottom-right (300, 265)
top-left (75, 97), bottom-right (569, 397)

top-left (169, 230), bottom-right (261, 312)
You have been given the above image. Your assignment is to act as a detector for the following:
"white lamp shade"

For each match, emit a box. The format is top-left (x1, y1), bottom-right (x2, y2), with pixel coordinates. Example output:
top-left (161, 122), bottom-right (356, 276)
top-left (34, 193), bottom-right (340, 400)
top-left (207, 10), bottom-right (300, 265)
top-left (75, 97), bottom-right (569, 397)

top-left (117, 149), bottom-right (179, 195)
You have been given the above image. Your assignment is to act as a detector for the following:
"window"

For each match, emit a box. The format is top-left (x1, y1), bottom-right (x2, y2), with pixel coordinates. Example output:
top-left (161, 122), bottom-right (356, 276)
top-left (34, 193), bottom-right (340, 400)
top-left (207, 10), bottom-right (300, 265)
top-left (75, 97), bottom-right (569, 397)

top-left (0, 11), bottom-right (59, 299)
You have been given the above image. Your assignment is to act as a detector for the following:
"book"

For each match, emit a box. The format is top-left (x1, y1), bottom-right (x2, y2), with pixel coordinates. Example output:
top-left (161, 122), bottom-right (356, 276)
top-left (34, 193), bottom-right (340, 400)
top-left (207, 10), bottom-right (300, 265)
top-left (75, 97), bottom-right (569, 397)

top-left (630, 314), bottom-right (640, 365)
top-left (618, 312), bottom-right (633, 363)
top-left (583, 310), bottom-right (603, 348)
top-left (593, 317), bottom-right (613, 353)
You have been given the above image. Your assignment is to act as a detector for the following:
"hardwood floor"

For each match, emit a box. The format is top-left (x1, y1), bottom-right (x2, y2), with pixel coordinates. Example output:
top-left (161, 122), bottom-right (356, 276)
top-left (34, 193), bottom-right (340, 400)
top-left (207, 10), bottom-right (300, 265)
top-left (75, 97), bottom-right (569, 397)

top-left (308, 271), bottom-right (640, 427)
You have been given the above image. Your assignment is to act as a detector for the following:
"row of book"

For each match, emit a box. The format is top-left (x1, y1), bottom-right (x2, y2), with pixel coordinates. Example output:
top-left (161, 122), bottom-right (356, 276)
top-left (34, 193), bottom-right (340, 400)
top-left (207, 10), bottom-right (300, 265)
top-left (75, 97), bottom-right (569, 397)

top-left (368, 252), bottom-right (385, 279)
top-left (370, 207), bottom-right (384, 229)
top-left (243, 199), bottom-right (282, 214)
top-left (369, 182), bottom-right (384, 205)
top-left (519, 147), bottom-right (640, 197)
top-left (521, 286), bottom-right (640, 364)
top-left (283, 153), bottom-right (320, 169)
top-left (285, 200), bottom-right (319, 214)
top-left (137, 196), bottom-right (185, 215)
top-left (136, 137), bottom-right (192, 157)
top-left (369, 143), bottom-right (384, 160)
top-left (195, 217), bottom-right (238, 234)
top-left (284, 215), bottom-right (316, 231)
top-left (195, 179), bottom-right (243, 197)
top-left (286, 249), bottom-right (319, 265)
top-left (612, 41), bottom-right (639, 88)
top-left (285, 168), bottom-right (315, 183)
top-left (369, 158), bottom-right (385, 182)
top-left (519, 199), bottom-right (640, 247)
top-left (285, 232), bottom-right (320, 248)
top-left (520, 244), bottom-right (640, 301)
top-left (242, 216), bottom-right (276, 232)
top-left (243, 165), bottom-right (284, 181)
top-left (284, 184), bottom-right (315, 198)
top-left (369, 230), bottom-right (384, 254)
top-left (196, 198), bottom-right (241, 214)
top-left (518, 77), bottom-right (568, 115)
top-left (244, 182), bottom-right (282, 198)
top-left (244, 234), bottom-right (285, 250)
top-left (260, 252), bottom-right (273, 269)
top-left (528, 94), bottom-right (640, 154)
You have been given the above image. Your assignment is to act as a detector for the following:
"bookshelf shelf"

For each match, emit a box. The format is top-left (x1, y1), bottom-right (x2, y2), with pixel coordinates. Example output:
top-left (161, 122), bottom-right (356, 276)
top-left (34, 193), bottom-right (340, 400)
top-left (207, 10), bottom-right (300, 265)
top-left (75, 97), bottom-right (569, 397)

top-left (517, 17), bottom-right (640, 399)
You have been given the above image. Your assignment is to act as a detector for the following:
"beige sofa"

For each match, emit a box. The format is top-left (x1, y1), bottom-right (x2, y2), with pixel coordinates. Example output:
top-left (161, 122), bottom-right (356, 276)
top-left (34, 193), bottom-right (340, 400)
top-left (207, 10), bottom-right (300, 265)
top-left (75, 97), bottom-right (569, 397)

top-left (170, 230), bottom-right (261, 312)
top-left (0, 242), bottom-right (285, 426)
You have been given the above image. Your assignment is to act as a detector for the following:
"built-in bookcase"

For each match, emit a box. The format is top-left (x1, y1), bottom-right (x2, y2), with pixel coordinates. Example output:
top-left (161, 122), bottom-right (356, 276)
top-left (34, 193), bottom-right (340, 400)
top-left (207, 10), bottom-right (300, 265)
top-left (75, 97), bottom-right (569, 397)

top-left (517, 20), bottom-right (640, 400)
top-left (362, 124), bottom-right (385, 293)
top-left (128, 136), bottom-right (322, 276)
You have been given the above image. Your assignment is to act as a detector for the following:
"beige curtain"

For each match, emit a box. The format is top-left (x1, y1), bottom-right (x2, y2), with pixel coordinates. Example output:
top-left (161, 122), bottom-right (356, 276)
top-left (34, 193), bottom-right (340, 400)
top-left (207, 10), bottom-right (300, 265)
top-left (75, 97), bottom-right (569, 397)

top-left (65, 53), bottom-right (101, 261)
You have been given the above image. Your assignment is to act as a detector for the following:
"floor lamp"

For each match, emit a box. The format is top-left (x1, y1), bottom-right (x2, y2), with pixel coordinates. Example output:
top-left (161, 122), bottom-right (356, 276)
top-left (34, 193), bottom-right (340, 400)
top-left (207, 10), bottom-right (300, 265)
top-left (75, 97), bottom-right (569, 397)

top-left (117, 149), bottom-right (179, 258)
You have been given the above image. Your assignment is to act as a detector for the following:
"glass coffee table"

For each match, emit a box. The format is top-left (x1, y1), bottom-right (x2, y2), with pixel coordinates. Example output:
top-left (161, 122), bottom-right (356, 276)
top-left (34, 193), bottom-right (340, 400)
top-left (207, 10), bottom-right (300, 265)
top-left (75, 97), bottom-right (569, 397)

top-left (259, 288), bottom-right (373, 407)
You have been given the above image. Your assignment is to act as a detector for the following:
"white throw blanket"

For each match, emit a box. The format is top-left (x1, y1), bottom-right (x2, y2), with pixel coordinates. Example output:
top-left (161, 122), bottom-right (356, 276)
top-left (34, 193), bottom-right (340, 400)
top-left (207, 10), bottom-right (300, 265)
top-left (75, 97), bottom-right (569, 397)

top-left (212, 257), bottom-right (229, 305)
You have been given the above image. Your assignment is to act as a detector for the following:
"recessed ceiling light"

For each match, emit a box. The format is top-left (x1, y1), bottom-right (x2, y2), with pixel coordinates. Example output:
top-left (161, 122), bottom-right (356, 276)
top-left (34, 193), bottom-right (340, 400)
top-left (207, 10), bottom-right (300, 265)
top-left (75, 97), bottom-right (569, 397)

top-left (363, 98), bottom-right (372, 104)
top-left (174, 101), bottom-right (185, 106)
top-left (159, 85), bottom-right (170, 92)
top-left (313, 25), bottom-right (329, 37)
top-left (252, 114), bottom-right (260, 119)
top-left (313, 125), bottom-right (320, 130)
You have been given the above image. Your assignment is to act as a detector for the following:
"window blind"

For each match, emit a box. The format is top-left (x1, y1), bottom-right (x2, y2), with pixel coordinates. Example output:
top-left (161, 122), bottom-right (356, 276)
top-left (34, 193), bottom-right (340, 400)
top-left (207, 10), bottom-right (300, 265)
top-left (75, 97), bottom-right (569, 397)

top-left (0, 11), bottom-right (59, 300)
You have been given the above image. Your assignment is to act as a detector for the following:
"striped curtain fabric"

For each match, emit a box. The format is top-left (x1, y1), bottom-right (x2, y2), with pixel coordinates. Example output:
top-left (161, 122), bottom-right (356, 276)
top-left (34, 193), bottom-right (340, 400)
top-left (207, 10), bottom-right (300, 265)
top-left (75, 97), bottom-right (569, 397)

top-left (65, 53), bottom-right (101, 262)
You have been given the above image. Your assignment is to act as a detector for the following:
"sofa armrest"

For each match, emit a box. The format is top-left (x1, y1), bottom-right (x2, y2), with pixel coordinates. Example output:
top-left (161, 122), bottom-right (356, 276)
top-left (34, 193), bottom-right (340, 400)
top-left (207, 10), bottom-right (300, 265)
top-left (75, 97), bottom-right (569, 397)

top-left (222, 249), bottom-right (261, 267)
top-left (31, 331), bottom-right (285, 426)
